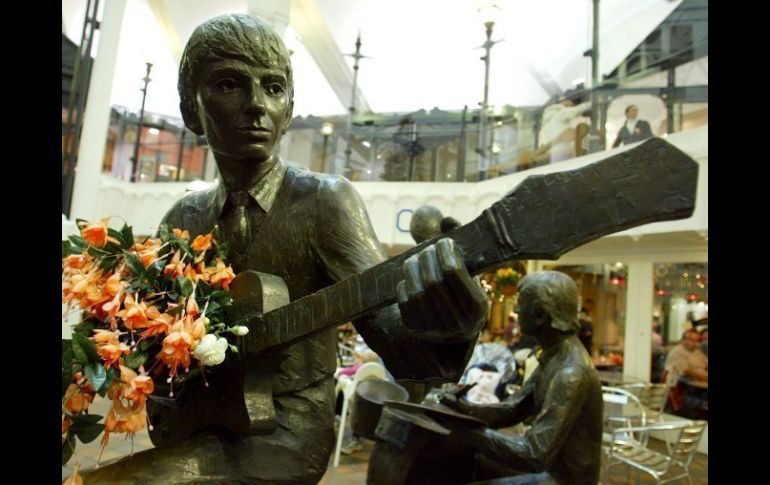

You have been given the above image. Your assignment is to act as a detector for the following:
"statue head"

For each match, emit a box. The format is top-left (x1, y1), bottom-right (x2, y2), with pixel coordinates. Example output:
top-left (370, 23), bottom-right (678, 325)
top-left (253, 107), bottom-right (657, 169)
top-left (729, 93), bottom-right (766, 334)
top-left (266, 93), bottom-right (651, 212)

top-left (178, 14), bottom-right (294, 164)
top-left (409, 206), bottom-right (461, 244)
top-left (517, 271), bottom-right (579, 335)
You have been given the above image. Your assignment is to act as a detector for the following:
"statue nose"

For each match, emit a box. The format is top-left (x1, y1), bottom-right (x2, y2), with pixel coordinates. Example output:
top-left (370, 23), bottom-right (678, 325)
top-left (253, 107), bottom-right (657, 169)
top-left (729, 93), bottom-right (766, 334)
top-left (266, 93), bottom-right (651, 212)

top-left (245, 83), bottom-right (267, 115)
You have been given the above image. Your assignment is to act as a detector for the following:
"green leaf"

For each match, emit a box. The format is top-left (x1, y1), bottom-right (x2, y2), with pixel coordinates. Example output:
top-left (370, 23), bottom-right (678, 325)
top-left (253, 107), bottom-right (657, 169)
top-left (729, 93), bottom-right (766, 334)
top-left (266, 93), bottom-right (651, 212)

top-left (124, 251), bottom-right (145, 276)
top-left (71, 414), bottom-right (104, 425)
top-left (108, 228), bottom-right (125, 246)
top-left (159, 223), bottom-right (171, 242)
top-left (62, 342), bottom-right (75, 392)
top-left (84, 363), bottom-right (107, 392)
top-left (72, 421), bottom-right (104, 444)
top-left (62, 240), bottom-right (74, 259)
top-left (62, 433), bottom-right (76, 466)
top-left (138, 339), bottom-right (156, 351)
top-left (125, 351), bottom-right (148, 370)
top-left (72, 332), bottom-right (98, 366)
top-left (121, 224), bottom-right (135, 249)
top-left (87, 245), bottom-right (110, 257)
top-left (72, 319), bottom-right (96, 338)
top-left (68, 234), bottom-right (88, 248)
top-left (176, 276), bottom-right (193, 298)
top-left (98, 368), bottom-right (115, 397)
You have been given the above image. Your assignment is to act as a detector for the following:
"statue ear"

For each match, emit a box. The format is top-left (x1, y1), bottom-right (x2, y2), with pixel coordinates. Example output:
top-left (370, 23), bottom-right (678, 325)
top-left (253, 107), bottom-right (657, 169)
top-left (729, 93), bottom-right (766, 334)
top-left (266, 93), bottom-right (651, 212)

top-left (180, 96), bottom-right (205, 136)
top-left (281, 101), bottom-right (294, 134)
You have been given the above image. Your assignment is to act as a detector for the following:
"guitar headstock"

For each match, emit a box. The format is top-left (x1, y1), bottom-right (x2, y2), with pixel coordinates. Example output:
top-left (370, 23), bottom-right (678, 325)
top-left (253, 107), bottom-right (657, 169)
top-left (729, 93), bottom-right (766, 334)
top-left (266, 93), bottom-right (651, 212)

top-left (438, 138), bottom-right (698, 275)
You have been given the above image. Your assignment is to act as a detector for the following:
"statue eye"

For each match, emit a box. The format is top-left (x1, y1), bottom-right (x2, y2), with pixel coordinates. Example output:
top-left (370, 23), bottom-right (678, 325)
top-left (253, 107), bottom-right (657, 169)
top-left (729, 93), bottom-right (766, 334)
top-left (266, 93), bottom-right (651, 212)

top-left (265, 82), bottom-right (285, 96)
top-left (214, 78), bottom-right (238, 93)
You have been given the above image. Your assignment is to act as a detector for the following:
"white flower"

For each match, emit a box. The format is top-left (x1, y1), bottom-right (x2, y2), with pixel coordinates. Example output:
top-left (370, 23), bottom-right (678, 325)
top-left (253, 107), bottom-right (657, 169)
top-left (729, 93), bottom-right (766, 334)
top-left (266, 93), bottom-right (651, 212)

top-left (231, 325), bottom-right (249, 336)
top-left (193, 334), bottom-right (229, 366)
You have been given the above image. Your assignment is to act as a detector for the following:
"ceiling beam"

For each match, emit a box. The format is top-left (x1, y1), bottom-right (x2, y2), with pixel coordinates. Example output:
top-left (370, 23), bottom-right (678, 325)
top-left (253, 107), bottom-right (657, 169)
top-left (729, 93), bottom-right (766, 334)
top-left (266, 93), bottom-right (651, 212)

top-left (290, 0), bottom-right (371, 114)
top-left (148, 0), bottom-right (183, 62)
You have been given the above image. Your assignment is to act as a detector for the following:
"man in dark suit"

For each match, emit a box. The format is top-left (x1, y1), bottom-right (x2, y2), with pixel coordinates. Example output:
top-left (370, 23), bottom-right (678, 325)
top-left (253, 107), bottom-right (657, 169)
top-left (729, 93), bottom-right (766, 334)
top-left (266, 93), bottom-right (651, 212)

top-left (82, 14), bottom-right (486, 484)
top-left (612, 104), bottom-right (653, 148)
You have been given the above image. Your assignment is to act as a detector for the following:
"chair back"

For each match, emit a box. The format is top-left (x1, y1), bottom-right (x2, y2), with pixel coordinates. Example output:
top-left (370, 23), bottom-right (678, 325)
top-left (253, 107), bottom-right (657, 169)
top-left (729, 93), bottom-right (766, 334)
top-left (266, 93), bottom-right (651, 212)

top-left (622, 383), bottom-right (669, 422)
top-left (670, 420), bottom-right (707, 468)
top-left (601, 386), bottom-right (647, 445)
top-left (346, 362), bottom-right (387, 397)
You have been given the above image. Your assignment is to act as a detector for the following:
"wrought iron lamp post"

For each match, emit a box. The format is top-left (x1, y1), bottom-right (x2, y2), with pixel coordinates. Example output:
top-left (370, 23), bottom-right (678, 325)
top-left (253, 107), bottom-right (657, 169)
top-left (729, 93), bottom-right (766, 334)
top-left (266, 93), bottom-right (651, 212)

top-left (476, 1), bottom-right (503, 180)
top-left (320, 122), bottom-right (335, 173)
top-left (130, 62), bottom-right (153, 182)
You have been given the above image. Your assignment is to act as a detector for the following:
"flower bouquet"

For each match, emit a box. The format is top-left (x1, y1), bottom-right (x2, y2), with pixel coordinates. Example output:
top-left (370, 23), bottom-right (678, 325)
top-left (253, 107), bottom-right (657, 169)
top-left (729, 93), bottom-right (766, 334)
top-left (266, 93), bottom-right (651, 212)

top-left (61, 218), bottom-right (245, 474)
top-left (494, 267), bottom-right (521, 297)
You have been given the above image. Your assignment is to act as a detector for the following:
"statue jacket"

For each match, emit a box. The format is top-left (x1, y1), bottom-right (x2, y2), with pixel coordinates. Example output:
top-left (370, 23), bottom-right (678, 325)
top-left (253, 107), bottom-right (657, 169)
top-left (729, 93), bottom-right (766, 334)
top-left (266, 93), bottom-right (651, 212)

top-left (145, 160), bottom-right (475, 482)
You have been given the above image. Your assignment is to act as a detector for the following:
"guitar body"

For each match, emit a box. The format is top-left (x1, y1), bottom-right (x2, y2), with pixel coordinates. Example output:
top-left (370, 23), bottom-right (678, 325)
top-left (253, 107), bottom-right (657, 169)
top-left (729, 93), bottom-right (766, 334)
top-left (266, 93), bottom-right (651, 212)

top-left (148, 271), bottom-right (290, 447)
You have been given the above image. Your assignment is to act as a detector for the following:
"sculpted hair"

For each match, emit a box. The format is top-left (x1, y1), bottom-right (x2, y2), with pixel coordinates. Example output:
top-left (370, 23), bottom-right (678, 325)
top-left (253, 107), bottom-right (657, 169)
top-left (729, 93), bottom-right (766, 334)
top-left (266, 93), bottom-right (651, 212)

top-left (178, 14), bottom-right (294, 134)
top-left (518, 271), bottom-right (580, 333)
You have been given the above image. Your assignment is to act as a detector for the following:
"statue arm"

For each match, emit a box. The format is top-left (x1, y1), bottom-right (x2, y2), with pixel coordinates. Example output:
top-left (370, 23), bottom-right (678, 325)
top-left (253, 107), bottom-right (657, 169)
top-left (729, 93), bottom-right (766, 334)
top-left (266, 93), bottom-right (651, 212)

top-left (462, 366), bottom-right (591, 472)
top-left (313, 175), bottom-right (479, 382)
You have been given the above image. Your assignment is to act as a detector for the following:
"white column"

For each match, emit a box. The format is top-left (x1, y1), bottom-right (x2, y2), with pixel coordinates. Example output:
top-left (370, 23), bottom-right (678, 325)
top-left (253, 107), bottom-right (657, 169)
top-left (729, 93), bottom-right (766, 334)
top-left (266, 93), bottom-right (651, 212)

top-left (623, 261), bottom-right (654, 382)
top-left (70, 0), bottom-right (127, 222)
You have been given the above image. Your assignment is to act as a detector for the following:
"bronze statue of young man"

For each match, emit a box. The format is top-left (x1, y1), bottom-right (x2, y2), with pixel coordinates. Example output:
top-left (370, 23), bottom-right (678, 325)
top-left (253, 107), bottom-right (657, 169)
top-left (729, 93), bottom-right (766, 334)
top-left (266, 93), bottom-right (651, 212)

top-left (442, 271), bottom-right (602, 485)
top-left (82, 14), bottom-right (486, 484)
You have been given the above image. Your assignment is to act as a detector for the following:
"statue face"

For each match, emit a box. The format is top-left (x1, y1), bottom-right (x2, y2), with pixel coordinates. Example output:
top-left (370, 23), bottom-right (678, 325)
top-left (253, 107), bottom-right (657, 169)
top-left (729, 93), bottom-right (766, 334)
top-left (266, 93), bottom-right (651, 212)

top-left (517, 297), bottom-right (540, 336)
top-left (195, 58), bottom-right (291, 163)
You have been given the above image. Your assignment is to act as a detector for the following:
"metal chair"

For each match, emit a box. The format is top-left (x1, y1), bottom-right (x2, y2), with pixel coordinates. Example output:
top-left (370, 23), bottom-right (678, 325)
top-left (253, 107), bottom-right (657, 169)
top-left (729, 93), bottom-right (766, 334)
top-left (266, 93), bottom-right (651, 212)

top-left (621, 382), bottom-right (671, 450)
top-left (332, 362), bottom-right (387, 467)
top-left (603, 419), bottom-right (706, 484)
top-left (601, 386), bottom-right (647, 451)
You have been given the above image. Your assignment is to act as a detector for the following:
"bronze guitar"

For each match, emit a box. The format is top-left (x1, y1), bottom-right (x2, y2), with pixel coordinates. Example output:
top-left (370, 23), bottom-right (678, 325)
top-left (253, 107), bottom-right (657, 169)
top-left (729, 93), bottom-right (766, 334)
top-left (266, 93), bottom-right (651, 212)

top-left (147, 137), bottom-right (698, 446)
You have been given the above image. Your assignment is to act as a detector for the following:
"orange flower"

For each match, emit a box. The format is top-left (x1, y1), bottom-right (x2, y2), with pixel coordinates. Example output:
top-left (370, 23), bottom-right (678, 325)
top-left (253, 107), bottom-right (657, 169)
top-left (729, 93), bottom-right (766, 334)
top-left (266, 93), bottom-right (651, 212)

top-left (183, 263), bottom-right (206, 283)
top-left (163, 251), bottom-right (185, 278)
top-left (63, 383), bottom-right (94, 414)
top-left (63, 253), bottom-right (90, 270)
top-left (116, 294), bottom-right (159, 330)
top-left (100, 393), bottom-right (148, 449)
top-left (120, 366), bottom-right (155, 407)
top-left (157, 315), bottom-right (206, 377)
top-left (190, 233), bottom-right (213, 253)
top-left (186, 294), bottom-right (200, 318)
top-left (80, 217), bottom-right (111, 248)
top-left (206, 258), bottom-right (236, 290)
top-left (140, 312), bottom-right (175, 340)
top-left (96, 341), bottom-right (131, 368)
top-left (91, 329), bottom-right (123, 346)
top-left (173, 228), bottom-right (190, 240)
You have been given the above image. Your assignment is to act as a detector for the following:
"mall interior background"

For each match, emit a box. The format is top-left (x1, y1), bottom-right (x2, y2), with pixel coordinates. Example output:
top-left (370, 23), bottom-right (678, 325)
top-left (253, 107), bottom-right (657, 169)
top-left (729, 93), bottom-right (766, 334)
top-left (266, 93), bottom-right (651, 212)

top-left (62, 0), bottom-right (708, 479)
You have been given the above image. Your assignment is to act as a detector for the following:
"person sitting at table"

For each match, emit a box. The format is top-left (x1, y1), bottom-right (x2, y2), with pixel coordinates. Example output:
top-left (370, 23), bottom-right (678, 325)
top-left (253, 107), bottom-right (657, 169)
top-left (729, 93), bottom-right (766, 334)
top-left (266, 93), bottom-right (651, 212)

top-left (664, 329), bottom-right (708, 386)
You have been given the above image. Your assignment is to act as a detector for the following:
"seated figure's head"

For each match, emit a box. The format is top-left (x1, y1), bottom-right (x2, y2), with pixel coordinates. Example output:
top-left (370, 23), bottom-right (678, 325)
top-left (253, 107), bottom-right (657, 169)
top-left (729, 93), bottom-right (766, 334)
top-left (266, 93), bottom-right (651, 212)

top-left (517, 271), bottom-right (579, 335)
top-left (178, 14), bottom-right (294, 163)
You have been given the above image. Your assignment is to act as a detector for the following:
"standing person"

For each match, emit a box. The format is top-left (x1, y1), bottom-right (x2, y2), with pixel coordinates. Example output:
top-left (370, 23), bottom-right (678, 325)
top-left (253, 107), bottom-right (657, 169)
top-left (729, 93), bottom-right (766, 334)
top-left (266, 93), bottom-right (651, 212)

top-left (442, 271), bottom-right (602, 485)
top-left (82, 14), bottom-right (487, 484)
top-left (612, 104), bottom-right (653, 148)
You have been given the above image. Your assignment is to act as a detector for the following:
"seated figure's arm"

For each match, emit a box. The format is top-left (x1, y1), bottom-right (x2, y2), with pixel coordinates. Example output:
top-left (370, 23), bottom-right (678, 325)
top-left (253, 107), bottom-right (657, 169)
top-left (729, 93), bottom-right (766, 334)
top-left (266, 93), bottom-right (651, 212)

top-left (313, 175), bottom-right (484, 382)
top-left (462, 366), bottom-right (592, 472)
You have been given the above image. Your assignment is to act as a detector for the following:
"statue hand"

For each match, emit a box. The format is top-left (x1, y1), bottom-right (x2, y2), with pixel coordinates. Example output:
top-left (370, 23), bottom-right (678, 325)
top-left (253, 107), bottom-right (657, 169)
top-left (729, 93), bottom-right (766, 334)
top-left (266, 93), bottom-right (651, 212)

top-left (396, 238), bottom-right (487, 344)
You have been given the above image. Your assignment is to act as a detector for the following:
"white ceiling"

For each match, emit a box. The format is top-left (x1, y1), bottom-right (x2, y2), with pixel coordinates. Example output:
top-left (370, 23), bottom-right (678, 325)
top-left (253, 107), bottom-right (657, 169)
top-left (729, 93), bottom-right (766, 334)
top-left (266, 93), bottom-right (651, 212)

top-left (62, 0), bottom-right (684, 120)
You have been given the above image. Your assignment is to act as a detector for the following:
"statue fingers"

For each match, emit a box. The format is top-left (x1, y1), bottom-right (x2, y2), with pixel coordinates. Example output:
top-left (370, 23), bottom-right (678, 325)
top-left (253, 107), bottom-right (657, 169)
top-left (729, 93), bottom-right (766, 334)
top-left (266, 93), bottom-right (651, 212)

top-left (435, 239), bottom-right (487, 324)
top-left (418, 245), bottom-right (461, 331)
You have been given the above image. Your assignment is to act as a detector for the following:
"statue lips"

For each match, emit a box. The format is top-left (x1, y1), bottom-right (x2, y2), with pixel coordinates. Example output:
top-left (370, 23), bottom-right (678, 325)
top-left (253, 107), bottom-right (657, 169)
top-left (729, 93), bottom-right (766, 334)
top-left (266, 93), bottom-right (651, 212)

top-left (238, 126), bottom-right (272, 142)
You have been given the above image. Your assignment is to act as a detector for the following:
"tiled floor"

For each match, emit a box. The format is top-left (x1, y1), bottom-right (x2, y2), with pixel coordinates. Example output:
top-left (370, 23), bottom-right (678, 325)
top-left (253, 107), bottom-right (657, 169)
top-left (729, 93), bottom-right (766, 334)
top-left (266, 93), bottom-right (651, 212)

top-left (64, 398), bottom-right (707, 484)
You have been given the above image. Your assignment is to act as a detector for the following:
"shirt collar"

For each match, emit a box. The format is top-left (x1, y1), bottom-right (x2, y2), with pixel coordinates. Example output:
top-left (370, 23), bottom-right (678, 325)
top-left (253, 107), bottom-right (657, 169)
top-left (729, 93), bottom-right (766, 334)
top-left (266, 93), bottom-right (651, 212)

top-left (213, 158), bottom-right (288, 217)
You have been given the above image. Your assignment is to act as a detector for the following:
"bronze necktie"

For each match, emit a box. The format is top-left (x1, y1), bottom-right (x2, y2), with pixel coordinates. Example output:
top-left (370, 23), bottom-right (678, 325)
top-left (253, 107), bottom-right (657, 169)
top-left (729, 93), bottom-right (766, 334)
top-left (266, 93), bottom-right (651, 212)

top-left (226, 191), bottom-right (252, 256)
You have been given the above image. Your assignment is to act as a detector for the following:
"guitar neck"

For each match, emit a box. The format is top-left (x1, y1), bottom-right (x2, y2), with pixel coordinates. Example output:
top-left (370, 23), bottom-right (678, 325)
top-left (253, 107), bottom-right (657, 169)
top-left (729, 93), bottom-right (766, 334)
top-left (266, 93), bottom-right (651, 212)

top-left (237, 137), bottom-right (698, 354)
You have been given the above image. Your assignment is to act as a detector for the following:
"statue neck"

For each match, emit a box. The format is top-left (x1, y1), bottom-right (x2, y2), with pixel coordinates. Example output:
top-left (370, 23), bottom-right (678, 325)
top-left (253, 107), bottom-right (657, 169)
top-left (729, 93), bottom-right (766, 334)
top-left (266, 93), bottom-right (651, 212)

top-left (216, 155), bottom-right (278, 192)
